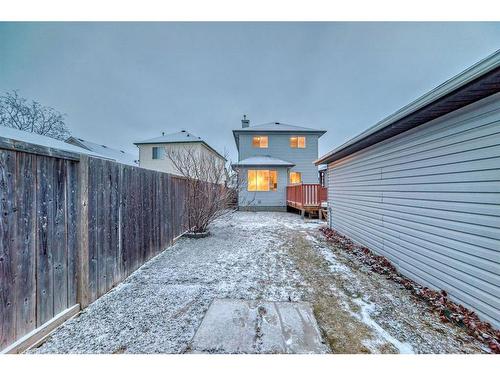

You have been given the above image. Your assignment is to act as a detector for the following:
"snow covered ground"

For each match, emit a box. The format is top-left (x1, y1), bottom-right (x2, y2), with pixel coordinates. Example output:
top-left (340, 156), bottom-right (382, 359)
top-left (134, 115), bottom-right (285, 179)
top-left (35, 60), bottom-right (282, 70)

top-left (29, 211), bottom-right (488, 354)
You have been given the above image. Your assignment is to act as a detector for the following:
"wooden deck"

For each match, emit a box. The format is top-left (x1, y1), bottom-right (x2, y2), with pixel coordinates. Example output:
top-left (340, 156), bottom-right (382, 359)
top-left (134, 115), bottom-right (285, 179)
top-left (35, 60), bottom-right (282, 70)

top-left (286, 184), bottom-right (327, 219)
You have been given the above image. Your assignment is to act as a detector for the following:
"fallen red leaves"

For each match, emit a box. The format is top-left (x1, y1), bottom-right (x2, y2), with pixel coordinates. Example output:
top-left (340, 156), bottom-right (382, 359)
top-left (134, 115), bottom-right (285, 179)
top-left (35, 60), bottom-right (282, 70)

top-left (319, 226), bottom-right (500, 354)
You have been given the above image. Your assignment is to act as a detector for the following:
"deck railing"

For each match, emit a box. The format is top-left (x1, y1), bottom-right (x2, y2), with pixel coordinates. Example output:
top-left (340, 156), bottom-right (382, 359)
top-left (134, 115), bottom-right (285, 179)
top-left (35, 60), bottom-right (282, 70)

top-left (286, 183), bottom-right (327, 208)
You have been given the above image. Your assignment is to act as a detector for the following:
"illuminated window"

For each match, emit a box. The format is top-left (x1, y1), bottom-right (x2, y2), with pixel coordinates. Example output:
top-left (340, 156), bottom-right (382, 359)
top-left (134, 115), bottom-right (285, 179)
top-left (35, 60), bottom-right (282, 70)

top-left (247, 170), bottom-right (277, 191)
top-left (252, 136), bottom-right (268, 148)
top-left (289, 171), bottom-right (302, 184)
top-left (290, 136), bottom-right (306, 148)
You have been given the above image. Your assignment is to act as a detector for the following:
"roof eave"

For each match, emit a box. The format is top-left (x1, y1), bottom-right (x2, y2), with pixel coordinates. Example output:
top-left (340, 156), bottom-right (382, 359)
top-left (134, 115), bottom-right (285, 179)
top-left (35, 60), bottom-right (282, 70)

top-left (133, 140), bottom-right (202, 146)
top-left (232, 130), bottom-right (240, 151)
top-left (232, 163), bottom-right (295, 168)
top-left (316, 49), bottom-right (500, 165)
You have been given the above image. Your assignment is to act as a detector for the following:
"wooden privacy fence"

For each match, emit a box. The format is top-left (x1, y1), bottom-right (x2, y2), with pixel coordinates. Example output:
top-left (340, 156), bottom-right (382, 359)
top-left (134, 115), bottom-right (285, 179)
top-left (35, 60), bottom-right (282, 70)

top-left (0, 139), bottom-right (189, 352)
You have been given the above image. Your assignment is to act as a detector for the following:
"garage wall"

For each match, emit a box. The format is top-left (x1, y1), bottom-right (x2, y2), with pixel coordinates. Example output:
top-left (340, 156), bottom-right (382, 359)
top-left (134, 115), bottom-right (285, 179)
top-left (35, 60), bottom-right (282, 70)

top-left (327, 92), bottom-right (500, 328)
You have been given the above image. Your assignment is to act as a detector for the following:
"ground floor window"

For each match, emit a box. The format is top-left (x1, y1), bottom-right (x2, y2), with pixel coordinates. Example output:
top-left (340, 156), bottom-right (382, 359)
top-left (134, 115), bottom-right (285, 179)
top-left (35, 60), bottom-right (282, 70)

top-left (289, 171), bottom-right (302, 184)
top-left (247, 170), bottom-right (277, 191)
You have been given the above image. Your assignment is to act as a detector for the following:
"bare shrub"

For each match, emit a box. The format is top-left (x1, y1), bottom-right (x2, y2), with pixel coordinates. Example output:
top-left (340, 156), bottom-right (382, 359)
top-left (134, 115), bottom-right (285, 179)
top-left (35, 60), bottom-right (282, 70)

top-left (165, 146), bottom-right (241, 234)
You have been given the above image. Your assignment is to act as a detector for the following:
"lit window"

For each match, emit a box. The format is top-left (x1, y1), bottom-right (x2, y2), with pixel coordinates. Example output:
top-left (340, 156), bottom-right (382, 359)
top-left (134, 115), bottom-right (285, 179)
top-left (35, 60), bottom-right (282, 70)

top-left (289, 171), bottom-right (302, 184)
top-left (252, 136), bottom-right (268, 148)
top-left (290, 136), bottom-right (306, 148)
top-left (247, 170), bottom-right (277, 191)
top-left (152, 147), bottom-right (164, 159)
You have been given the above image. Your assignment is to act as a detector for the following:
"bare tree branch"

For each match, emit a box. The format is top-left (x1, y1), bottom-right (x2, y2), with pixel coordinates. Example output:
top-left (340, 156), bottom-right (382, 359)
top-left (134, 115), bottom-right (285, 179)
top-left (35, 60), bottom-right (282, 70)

top-left (0, 90), bottom-right (70, 140)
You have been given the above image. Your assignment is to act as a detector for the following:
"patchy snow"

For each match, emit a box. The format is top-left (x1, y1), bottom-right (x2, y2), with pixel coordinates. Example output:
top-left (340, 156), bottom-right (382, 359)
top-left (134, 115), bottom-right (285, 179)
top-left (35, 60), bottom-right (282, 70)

top-left (313, 238), bottom-right (353, 275)
top-left (353, 298), bottom-right (414, 354)
top-left (29, 211), bottom-right (488, 354)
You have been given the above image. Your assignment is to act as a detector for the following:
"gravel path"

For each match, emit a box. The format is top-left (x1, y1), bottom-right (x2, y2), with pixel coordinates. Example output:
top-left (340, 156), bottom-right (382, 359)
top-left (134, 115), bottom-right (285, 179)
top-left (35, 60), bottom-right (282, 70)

top-left (29, 211), bottom-right (489, 354)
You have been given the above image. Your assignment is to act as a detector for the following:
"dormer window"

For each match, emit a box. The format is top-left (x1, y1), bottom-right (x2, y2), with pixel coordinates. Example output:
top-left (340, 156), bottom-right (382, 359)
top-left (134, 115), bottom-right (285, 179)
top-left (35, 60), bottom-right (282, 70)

top-left (290, 136), bottom-right (306, 148)
top-left (252, 136), bottom-right (268, 148)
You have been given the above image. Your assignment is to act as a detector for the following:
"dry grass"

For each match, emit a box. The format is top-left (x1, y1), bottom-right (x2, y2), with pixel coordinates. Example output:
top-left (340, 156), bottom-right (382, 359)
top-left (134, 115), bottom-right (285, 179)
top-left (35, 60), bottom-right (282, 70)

top-left (282, 229), bottom-right (488, 354)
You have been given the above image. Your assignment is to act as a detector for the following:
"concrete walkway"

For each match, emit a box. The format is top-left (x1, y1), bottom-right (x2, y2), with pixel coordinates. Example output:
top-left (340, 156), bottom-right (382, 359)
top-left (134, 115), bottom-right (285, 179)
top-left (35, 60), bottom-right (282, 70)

top-left (189, 299), bottom-right (329, 354)
top-left (29, 212), bottom-right (488, 354)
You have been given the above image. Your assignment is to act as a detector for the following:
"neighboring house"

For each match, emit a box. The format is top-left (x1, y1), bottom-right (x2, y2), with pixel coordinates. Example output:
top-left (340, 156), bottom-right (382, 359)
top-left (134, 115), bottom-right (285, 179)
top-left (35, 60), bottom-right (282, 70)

top-left (134, 130), bottom-right (226, 177)
top-left (316, 50), bottom-right (500, 328)
top-left (232, 117), bottom-right (326, 210)
top-left (66, 136), bottom-right (138, 166)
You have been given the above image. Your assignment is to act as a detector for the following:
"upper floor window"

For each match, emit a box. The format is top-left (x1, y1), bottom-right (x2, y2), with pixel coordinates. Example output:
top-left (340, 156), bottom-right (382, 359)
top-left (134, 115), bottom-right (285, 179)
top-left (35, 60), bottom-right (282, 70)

top-left (252, 136), bottom-right (268, 148)
top-left (289, 171), bottom-right (302, 184)
top-left (247, 170), bottom-right (277, 191)
top-left (290, 136), bottom-right (306, 148)
top-left (152, 146), bottom-right (164, 160)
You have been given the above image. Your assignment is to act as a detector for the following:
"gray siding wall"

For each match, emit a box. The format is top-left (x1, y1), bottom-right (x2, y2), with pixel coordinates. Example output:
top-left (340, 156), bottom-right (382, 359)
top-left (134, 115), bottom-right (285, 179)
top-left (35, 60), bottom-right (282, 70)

top-left (238, 166), bottom-right (288, 207)
top-left (238, 133), bottom-right (320, 183)
top-left (327, 92), bottom-right (500, 328)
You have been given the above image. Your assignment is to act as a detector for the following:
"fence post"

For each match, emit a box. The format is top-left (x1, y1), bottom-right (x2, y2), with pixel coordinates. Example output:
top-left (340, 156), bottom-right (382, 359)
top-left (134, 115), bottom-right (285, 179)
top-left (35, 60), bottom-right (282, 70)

top-left (76, 155), bottom-right (90, 308)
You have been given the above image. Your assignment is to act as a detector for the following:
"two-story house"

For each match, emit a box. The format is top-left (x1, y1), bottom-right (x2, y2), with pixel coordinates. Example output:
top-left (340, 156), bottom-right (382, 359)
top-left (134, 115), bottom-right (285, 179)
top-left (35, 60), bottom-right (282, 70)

top-left (232, 116), bottom-right (326, 211)
top-left (134, 130), bottom-right (226, 178)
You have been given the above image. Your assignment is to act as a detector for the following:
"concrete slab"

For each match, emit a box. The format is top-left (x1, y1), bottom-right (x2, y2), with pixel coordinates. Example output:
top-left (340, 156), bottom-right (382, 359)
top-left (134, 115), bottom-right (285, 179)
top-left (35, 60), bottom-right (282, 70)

top-left (190, 299), bottom-right (330, 354)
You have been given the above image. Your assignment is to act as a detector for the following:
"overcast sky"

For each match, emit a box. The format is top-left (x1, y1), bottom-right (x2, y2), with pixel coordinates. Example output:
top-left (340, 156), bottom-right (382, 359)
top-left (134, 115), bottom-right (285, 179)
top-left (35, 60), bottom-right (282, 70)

top-left (1, 22), bottom-right (499, 160)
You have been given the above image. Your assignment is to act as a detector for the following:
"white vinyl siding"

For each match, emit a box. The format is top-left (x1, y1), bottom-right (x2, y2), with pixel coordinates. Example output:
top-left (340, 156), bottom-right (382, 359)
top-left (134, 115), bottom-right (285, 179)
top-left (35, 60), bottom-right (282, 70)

top-left (326, 92), bottom-right (500, 328)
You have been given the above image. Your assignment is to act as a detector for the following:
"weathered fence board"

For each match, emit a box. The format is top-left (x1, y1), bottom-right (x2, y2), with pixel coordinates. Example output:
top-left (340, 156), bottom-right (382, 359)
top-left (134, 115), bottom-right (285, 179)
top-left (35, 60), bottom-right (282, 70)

top-left (1, 144), bottom-right (190, 352)
top-left (87, 157), bottom-right (98, 304)
top-left (66, 161), bottom-right (78, 307)
top-left (15, 153), bottom-right (36, 340)
top-left (53, 158), bottom-right (68, 316)
top-left (0, 150), bottom-right (16, 349)
top-left (36, 156), bottom-right (55, 327)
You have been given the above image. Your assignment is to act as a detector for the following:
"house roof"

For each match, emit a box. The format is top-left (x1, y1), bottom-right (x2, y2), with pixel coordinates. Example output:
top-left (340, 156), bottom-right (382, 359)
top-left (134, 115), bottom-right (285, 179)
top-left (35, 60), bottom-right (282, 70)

top-left (67, 136), bottom-right (137, 166)
top-left (316, 49), bottom-right (500, 165)
top-left (232, 121), bottom-right (326, 150)
top-left (134, 130), bottom-right (226, 161)
top-left (134, 130), bottom-right (203, 145)
top-left (232, 156), bottom-right (295, 167)
top-left (234, 122), bottom-right (326, 133)
top-left (0, 126), bottom-right (109, 159)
